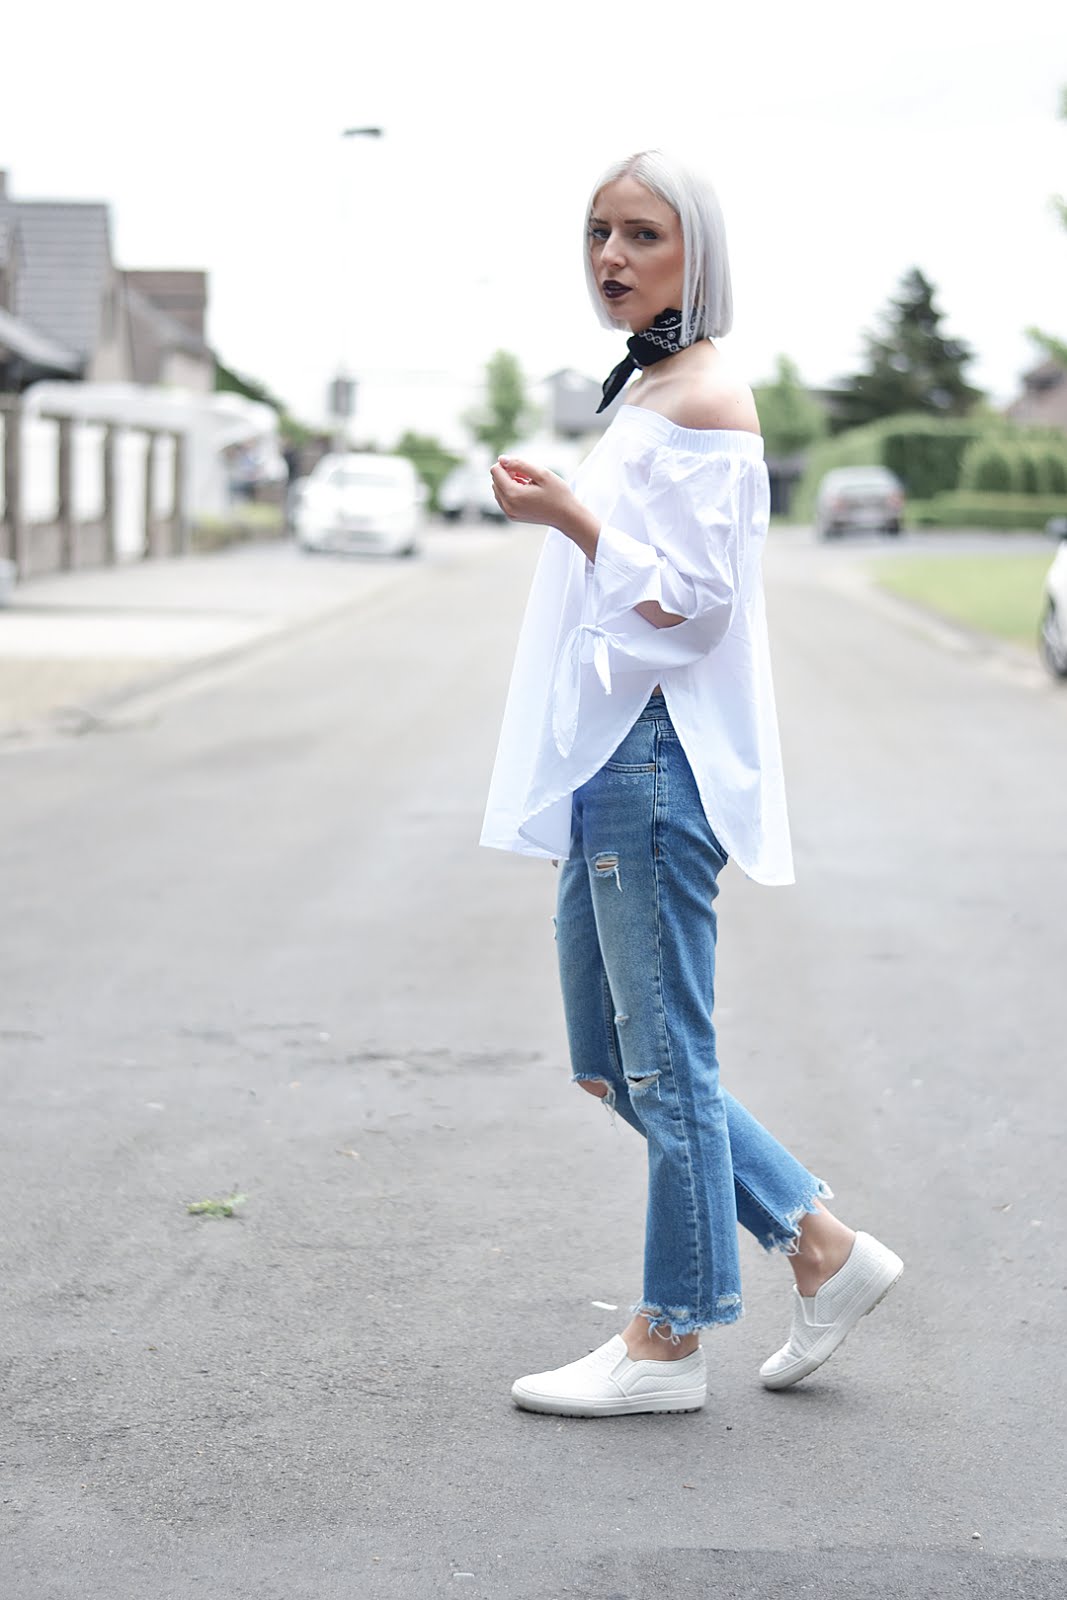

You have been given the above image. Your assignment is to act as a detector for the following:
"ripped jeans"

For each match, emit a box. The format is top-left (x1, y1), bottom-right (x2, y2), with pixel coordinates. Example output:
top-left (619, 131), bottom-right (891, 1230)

top-left (555, 691), bottom-right (831, 1338)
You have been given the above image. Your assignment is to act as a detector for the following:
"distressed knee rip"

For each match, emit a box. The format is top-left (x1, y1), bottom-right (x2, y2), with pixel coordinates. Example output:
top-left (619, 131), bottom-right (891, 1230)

top-left (573, 1076), bottom-right (620, 1126)
top-left (593, 852), bottom-right (622, 891)
top-left (625, 1069), bottom-right (660, 1096)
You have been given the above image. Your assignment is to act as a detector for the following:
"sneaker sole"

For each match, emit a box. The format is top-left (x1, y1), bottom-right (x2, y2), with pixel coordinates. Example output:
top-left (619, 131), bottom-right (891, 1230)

top-left (760, 1254), bottom-right (903, 1391)
top-left (511, 1384), bottom-right (707, 1418)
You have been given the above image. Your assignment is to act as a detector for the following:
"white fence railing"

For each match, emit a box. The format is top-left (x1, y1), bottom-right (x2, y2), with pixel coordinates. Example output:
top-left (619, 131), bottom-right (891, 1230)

top-left (0, 400), bottom-right (187, 579)
top-left (0, 383), bottom-right (284, 583)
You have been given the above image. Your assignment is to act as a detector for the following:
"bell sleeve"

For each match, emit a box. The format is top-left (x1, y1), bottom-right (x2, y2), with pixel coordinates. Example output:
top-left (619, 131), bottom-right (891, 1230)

top-left (549, 444), bottom-right (757, 758)
top-left (591, 445), bottom-right (749, 661)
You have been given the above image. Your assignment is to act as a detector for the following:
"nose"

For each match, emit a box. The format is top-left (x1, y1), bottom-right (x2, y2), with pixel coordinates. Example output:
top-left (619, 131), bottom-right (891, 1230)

top-left (598, 228), bottom-right (628, 275)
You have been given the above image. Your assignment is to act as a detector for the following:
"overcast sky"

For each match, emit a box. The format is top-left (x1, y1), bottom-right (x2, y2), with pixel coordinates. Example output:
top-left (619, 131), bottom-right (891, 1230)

top-left (3, 0), bottom-right (1065, 449)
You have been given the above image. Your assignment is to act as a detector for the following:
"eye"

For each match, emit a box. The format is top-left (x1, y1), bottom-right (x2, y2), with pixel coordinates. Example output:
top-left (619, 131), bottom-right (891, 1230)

top-left (636, 230), bottom-right (660, 242)
top-left (588, 227), bottom-right (609, 241)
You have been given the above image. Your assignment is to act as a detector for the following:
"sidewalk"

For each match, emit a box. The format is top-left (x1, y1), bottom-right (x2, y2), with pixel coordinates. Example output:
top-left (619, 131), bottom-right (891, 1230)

top-left (0, 539), bottom-right (415, 739)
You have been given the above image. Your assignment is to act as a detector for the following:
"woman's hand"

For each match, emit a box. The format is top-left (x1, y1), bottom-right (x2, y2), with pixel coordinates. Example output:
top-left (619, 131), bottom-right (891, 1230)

top-left (488, 457), bottom-right (576, 528)
top-left (488, 458), bottom-right (600, 559)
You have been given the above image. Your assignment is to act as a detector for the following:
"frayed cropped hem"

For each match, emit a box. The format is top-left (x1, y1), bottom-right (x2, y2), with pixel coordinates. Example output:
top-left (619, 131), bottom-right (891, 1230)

top-left (630, 1294), bottom-right (744, 1340)
top-left (756, 1180), bottom-right (835, 1256)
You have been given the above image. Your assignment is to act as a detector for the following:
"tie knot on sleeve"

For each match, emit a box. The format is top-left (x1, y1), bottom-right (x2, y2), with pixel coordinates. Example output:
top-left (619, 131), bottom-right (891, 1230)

top-left (552, 622), bottom-right (614, 757)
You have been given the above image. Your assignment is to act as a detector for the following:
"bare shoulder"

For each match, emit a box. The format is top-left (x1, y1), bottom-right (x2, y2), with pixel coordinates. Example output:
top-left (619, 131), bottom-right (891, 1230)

top-left (668, 367), bottom-right (761, 435)
top-left (628, 346), bottom-right (763, 435)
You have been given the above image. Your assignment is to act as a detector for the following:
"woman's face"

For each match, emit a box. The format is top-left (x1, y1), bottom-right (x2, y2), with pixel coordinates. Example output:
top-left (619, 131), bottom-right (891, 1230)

top-left (588, 176), bottom-right (685, 334)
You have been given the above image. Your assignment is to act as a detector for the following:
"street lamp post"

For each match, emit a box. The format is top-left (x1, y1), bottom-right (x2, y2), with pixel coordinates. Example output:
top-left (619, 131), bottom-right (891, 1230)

top-left (331, 126), bottom-right (384, 451)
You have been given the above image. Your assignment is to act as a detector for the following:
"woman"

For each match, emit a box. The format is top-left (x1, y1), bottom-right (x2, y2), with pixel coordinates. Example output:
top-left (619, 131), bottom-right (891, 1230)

top-left (480, 149), bottom-right (902, 1418)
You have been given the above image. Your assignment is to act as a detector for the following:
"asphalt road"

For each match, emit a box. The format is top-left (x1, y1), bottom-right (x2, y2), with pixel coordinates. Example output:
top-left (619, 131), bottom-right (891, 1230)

top-left (2, 527), bottom-right (1065, 1599)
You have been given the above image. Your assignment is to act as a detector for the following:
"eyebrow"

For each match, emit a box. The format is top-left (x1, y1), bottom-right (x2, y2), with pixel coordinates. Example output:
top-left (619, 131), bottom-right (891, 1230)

top-left (589, 215), bottom-right (664, 227)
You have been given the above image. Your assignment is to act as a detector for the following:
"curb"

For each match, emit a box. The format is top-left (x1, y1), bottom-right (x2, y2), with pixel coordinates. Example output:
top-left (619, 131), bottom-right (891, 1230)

top-left (0, 569), bottom-right (410, 752)
top-left (823, 561), bottom-right (1056, 693)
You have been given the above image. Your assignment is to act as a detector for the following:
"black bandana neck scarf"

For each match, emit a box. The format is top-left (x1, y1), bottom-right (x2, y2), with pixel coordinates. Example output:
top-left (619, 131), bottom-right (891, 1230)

top-left (596, 308), bottom-right (688, 415)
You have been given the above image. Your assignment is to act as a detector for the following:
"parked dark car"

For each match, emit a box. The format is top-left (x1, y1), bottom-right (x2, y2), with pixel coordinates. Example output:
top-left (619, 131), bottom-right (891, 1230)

top-left (814, 466), bottom-right (904, 539)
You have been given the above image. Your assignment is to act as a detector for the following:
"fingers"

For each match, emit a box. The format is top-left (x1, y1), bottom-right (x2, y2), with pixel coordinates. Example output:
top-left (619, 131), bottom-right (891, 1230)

top-left (488, 460), bottom-right (512, 507)
top-left (497, 456), bottom-right (540, 485)
top-left (488, 461), bottom-right (508, 513)
top-left (489, 459), bottom-right (536, 518)
top-left (489, 457), bottom-right (559, 524)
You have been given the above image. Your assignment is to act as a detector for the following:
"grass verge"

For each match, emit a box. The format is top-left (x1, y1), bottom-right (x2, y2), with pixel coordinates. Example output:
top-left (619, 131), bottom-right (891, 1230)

top-left (871, 553), bottom-right (1051, 646)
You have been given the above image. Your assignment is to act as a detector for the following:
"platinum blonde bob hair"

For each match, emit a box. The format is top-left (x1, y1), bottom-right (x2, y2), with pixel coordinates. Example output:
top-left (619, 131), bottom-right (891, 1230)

top-left (583, 149), bottom-right (733, 346)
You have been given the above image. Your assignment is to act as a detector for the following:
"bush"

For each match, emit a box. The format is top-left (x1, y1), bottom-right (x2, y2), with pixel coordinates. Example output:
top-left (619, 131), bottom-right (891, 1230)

top-left (794, 414), bottom-right (1067, 522)
top-left (959, 439), bottom-right (1019, 493)
top-left (192, 504), bottom-right (285, 551)
top-left (792, 413), bottom-right (991, 521)
top-left (879, 418), bottom-right (989, 501)
top-left (906, 492), bottom-right (1067, 531)
top-left (1034, 446), bottom-right (1067, 496)
top-left (1017, 448), bottom-right (1041, 495)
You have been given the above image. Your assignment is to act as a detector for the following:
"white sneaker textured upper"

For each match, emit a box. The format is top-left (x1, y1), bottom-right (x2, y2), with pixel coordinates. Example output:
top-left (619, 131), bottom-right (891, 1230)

top-left (512, 1334), bottom-right (707, 1417)
top-left (760, 1230), bottom-right (903, 1390)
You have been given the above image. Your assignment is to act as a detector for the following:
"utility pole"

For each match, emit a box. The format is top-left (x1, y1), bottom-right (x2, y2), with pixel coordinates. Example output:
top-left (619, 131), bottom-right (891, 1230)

top-left (331, 125), bottom-right (384, 451)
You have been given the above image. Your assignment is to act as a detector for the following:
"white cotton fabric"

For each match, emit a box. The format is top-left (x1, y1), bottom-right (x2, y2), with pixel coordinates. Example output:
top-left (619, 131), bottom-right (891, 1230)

top-left (479, 404), bottom-right (794, 887)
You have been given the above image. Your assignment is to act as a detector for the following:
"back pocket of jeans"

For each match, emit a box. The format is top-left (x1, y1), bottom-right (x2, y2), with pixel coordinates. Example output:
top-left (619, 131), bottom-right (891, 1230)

top-left (603, 760), bottom-right (656, 774)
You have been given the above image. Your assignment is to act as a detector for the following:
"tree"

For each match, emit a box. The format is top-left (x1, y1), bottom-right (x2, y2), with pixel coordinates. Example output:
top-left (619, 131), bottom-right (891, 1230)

top-left (752, 355), bottom-right (827, 457)
top-left (466, 350), bottom-right (532, 456)
top-left (832, 268), bottom-right (983, 432)
top-left (1025, 328), bottom-right (1067, 369)
top-left (393, 431), bottom-right (461, 513)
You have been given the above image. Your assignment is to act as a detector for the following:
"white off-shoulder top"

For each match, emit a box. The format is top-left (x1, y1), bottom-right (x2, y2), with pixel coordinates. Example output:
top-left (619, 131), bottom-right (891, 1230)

top-left (479, 404), bottom-right (794, 886)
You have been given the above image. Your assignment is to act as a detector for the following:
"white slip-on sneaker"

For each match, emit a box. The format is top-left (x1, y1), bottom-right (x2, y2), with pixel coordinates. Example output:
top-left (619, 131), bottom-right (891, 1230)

top-left (512, 1334), bottom-right (707, 1418)
top-left (760, 1231), bottom-right (903, 1391)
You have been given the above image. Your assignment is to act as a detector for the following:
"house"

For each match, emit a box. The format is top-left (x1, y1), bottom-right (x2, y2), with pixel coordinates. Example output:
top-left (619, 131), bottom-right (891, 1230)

top-left (124, 271), bottom-right (212, 391)
top-left (0, 171), bottom-right (213, 393)
top-left (544, 368), bottom-right (623, 438)
top-left (1006, 357), bottom-right (1067, 433)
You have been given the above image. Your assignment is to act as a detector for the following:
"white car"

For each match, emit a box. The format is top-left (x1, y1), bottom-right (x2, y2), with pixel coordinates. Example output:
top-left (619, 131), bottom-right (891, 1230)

top-left (438, 461), bottom-right (506, 522)
top-left (1039, 518), bottom-right (1067, 680)
top-left (438, 442), bottom-right (582, 523)
top-left (293, 453), bottom-right (424, 556)
top-left (814, 465), bottom-right (905, 539)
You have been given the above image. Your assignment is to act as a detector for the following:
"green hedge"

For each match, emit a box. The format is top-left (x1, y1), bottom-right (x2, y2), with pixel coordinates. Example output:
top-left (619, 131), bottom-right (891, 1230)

top-left (794, 414), bottom-right (1067, 522)
top-left (1038, 447), bottom-right (1067, 495)
top-left (906, 492), bottom-right (1067, 531)
top-left (959, 436), bottom-right (1067, 497)
top-left (879, 419), bottom-right (991, 501)
top-left (794, 415), bottom-right (989, 521)
top-left (959, 439), bottom-right (1020, 493)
